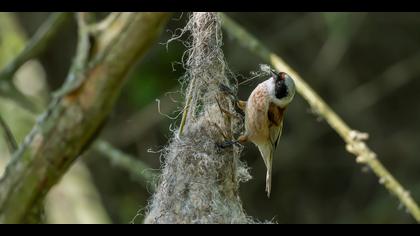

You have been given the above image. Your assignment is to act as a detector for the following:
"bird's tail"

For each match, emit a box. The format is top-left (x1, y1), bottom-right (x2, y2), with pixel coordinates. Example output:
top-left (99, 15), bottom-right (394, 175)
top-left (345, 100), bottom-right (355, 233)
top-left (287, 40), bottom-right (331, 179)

top-left (258, 144), bottom-right (273, 198)
top-left (265, 151), bottom-right (273, 198)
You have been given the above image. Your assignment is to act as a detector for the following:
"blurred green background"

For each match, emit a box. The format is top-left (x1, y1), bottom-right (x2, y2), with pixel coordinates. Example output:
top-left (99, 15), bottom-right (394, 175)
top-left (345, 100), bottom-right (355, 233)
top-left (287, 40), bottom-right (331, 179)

top-left (1, 12), bottom-right (420, 224)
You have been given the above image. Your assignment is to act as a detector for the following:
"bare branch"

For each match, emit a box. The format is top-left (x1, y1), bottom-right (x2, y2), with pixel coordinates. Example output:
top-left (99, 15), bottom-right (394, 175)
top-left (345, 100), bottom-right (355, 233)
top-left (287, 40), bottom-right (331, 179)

top-left (0, 13), bottom-right (71, 113)
top-left (93, 140), bottom-right (158, 190)
top-left (0, 12), bottom-right (170, 223)
top-left (0, 114), bottom-right (18, 153)
top-left (104, 86), bottom-right (180, 146)
top-left (0, 13), bottom-right (71, 83)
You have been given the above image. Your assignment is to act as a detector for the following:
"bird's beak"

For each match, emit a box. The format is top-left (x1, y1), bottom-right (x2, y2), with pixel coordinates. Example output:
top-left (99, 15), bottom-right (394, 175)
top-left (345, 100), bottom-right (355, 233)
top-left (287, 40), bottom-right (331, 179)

top-left (270, 69), bottom-right (279, 81)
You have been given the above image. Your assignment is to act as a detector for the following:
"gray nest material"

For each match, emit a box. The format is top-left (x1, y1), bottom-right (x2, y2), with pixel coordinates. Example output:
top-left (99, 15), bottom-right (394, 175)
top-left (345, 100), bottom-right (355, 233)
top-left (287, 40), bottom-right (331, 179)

top-left (144, 12), bottom-right (255, 224)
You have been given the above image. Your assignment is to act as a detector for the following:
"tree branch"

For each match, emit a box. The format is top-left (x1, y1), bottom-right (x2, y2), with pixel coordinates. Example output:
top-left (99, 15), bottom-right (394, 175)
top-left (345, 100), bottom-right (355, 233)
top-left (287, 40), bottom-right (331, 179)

top-left (0, 114), bottom-right (18, 153)
top-left (0, 12), bottom-right (170, 223)
top-left (0, 13), bottom-right (71, 83)
top-left (93, 140), bottom-right (157, 190)
top-left (104, 86), bottom-right (180, 146)
top-left (219, 13), bottom-right (420, 222)
top-left (0, 13), bottom-right (71, 113)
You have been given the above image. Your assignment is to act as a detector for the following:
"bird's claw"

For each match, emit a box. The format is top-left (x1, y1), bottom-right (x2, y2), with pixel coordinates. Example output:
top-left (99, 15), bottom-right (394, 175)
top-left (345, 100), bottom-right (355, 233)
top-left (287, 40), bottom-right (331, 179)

top-left (219, 83), bottom-right (237, 98)
top-left (217, 140), bottom-right (240, 149)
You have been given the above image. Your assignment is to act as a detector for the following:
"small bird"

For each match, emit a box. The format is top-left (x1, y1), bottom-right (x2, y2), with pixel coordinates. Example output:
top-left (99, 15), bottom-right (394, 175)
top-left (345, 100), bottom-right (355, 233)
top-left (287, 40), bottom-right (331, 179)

top-left (237, 70), bottom-right (296, 197)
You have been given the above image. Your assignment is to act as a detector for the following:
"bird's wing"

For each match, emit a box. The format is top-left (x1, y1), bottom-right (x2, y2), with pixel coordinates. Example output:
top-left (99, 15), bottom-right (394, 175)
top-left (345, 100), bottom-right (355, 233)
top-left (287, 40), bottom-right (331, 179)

top-left (264, 103), bottom-right (284, 198)
top-left (270, 120), bottom-right (283, 150)
top-left (268, 102), bottom-right (284, 150)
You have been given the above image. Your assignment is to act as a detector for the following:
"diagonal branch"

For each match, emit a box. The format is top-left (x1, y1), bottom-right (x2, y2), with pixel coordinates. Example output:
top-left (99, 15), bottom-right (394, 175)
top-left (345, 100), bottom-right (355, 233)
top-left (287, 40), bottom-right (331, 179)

top-left (0, 12), bottom-right (71, 83)
top-left (0, 114), bottom-right (18, 153)
top-left (0, 12), bottom-right (170, 224)
top-left (0, 13), bottom-right (71, 113)
top-left (219, 13), bottom-right (420, 222)
top-left (93, 140), bottom-right (158, 190)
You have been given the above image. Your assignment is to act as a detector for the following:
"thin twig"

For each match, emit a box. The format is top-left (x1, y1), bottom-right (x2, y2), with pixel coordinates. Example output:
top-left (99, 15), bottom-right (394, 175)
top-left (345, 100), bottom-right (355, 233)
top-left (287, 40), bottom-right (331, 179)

top-left (93, 140), bottom-right (158, 190)
top-left (104, 87), bottom-right (181, 146)
top-left (219, 13), bottom-right (420, 222)
top-left (0, 81), bottom-right (38, 113)
top-left (178, 91), bottom-right (193, 137)
top-left (90, 12), bottom-right (122, 34)
top-left (0, 114), bottom-right (18, 153)
top-left (0, 13), bottom-right (71, 82)
top-left (0, 13), bottom-right (71, 114)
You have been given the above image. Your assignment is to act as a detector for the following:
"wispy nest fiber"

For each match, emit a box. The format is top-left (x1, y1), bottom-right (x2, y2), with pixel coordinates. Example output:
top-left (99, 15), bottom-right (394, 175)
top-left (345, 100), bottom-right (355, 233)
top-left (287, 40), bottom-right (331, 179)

top-left (144, 12), bottom-right (255, 224)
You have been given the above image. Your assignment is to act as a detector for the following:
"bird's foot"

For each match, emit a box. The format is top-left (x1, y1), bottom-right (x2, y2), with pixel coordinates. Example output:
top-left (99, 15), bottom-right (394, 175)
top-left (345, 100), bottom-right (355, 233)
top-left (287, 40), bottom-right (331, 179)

top-left (219, 83), bottom-right (236, 98)
top-left (217, 140), bottom-right (240, 149)
top-left (218, 83), bottom-right (246, 115)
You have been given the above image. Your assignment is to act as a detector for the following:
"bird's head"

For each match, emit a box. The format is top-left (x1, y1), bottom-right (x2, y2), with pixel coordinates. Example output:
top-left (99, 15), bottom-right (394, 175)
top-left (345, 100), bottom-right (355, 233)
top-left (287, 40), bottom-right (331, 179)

top-left (269, 70), bottom-right (296, 108)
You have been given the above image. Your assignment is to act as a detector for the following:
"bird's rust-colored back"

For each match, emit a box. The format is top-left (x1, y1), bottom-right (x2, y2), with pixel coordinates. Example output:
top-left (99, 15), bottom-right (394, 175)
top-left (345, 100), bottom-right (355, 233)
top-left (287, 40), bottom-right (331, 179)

top-left (268, 103), bottom-right (284, 127)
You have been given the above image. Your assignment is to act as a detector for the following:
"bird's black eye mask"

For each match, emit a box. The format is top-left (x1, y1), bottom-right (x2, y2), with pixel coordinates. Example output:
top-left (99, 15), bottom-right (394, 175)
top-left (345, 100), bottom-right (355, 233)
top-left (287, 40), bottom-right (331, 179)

top-left (272, 71), bottom-right (288, 99)
top-left (275, 79), bottom-right (288, 99)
